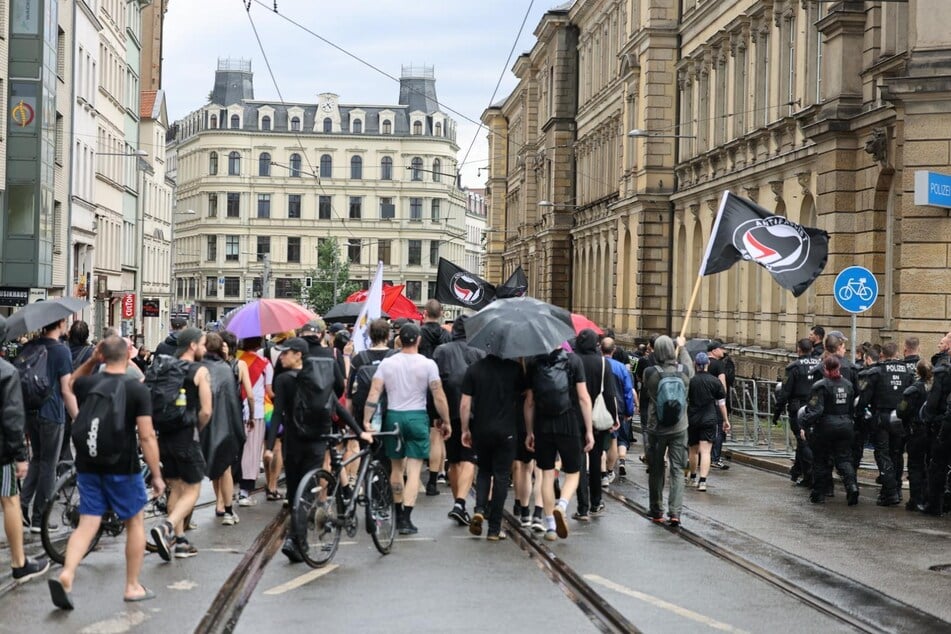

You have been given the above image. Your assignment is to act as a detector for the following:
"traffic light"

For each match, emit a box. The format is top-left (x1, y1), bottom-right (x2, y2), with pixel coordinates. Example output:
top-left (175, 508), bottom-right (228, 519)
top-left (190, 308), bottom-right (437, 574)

top-left (304, 276), bottom-right (312, 288)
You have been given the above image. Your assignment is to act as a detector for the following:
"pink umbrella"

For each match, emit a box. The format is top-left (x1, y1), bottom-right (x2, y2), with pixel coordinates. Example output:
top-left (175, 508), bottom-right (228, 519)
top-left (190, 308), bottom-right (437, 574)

top-left (221, 299), bottom-right (317, 338)
top-left (571, 313), bottom-right (603, 335)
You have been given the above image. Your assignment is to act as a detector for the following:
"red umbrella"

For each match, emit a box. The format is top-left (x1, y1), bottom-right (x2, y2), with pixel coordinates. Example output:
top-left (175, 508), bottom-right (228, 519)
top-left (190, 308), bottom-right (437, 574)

top-left (345, 284), bottom-right (422, 321)
top-left (571, 313), bottom-right (603, 335)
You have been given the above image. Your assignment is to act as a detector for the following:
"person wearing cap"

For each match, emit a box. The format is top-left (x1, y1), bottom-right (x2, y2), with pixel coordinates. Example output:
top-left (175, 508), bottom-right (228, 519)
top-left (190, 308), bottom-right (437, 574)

top-left (155, 317), bottom-right (188, 357)
top-left (705, 340), bottom-right (730, 470)
top-left (363, 323), bottom-right (452, 535)
top-left (418, 301), bottom-right (452, 497)
top-left (686, 352), bottom-right (730, 492)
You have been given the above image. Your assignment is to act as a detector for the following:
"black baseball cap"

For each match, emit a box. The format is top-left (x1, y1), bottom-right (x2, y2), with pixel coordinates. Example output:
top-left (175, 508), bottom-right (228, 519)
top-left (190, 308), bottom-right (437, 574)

top-left (275, 337), bottom-right (309, 354)
top-left (707, 340), bottom-right (725, 352)
top-left (170, 316), bottom-right (187, 329)
top-left (176, 327), bottom-right (204, 354)
top-left (399, 322), bottom-right (421, 345)
top-left (329, 322), bottom-right (347, 334)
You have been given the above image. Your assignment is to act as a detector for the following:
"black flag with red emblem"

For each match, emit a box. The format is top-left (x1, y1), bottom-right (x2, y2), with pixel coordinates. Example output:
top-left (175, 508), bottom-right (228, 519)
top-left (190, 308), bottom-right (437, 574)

top-left (435, 258), bottom-right (496, 310)
top-left (701, 191), bottom-right (829, 297)
top-left (496, 266), bottom-right (528, 299)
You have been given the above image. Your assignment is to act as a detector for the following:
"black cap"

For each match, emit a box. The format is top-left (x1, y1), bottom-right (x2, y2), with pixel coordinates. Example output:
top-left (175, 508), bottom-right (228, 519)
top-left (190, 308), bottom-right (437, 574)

top-left (176, 327), bottom-right (204, 354)
top-left (707, 340), bottom-right (725, 352)
top-left (170, 316), bottom-right (187, 329)
top-left (399, 322), bottom-right (421, 345)
top-left (329, 322), bottom-right (347, 334)
top-left (275, 337), bottom-right (309, 354)
top-left (298, 319), bottom-right (325, 336)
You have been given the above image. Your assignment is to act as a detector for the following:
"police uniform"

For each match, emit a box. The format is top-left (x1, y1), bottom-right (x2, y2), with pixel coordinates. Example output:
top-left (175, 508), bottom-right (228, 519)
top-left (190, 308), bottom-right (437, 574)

top-left (921, 350), bottom-right (951, 515)
top-left (856, 358), bottom-right (914, 505)
top-left (774, 354), bottom-right (820, 484)
top-left (800, 376), bottom-right (858, 505)
top-left (897, 378), bottom-right (930, 510)
top-left (807, 355), bottom-right (859, 496)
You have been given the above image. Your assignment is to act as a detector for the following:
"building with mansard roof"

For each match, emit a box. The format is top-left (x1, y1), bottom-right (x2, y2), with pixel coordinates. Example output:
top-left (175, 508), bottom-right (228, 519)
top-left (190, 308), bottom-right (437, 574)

top-left (169, 60), bottom-right (465, 326)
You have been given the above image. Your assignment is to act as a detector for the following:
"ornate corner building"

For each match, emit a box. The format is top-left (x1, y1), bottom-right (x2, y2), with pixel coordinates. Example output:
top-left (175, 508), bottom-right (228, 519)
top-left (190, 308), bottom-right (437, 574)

top-left (483, 0), bottom-right (951, 348)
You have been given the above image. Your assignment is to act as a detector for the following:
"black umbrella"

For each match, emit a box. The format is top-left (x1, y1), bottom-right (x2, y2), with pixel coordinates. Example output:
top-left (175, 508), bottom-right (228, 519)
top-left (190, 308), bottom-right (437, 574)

top-left (464, 297), bottom-right (575, 359)
top-left (321, 301), bottom-right (390, 325)
top-left (5, 297), bottom-right (89, 340)
top-left (685, 338), bottom-right (712, 358)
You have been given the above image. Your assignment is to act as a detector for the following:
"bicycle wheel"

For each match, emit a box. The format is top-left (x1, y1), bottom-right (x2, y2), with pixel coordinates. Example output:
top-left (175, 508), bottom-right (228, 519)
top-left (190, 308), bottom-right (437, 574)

top-left (293, 468), bottom-right (342, 568)
top-left (365, 461), bottom-right (396, 555)
top-left (41, 469), bottom-right (102, 565)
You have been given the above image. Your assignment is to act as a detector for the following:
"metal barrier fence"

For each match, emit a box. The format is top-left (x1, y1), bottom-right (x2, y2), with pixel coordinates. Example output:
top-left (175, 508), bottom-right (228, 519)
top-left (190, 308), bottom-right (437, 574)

top-left (728, 377), bottom-right (794, 454)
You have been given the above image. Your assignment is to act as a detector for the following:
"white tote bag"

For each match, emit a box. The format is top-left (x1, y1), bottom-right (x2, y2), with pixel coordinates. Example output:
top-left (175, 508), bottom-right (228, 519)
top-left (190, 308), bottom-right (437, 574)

top-left (591, 357), bottom-right (615, 431)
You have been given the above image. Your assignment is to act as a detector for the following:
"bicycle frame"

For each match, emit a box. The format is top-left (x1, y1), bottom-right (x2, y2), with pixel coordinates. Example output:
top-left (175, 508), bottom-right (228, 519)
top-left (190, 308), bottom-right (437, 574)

top-left (323, 427), bottom-right (400, 521)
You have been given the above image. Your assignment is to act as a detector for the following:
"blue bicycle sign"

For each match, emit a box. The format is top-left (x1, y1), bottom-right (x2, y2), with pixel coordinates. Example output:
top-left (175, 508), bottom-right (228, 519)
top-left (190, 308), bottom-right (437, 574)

top-left (833, 266), bottom-right (878, 314)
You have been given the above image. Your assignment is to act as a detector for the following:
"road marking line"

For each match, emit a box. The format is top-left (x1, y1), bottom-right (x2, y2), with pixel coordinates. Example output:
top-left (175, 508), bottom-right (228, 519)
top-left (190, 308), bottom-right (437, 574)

top-left (263, 565), bottom-right (339, 595)
top-left (394, 536), bottom-right (436, 542)
top-left (584, 574), bottom-right (750, 633)
top-left (78, 609), bottom-right (150, 634)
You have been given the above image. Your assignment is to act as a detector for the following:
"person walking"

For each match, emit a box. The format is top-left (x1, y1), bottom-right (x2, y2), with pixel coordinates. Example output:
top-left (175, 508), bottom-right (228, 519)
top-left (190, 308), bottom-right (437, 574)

top-left (642, 335), bottom-right (692, 526)
top-left (460, 352), bottom-right (527, 541)
top-left (235, 337), bottom-right (274, 504)
top-left (50, 336), bottom-right (165, 609)
top-left (705, 340), bottom-right (730, 470)
top-left (601, 336), bottom-right (636, 483)
top-left (686, 352), bottom-right (730, 491)
top-left (149, 328), bottom-right (212, 560)
top-left (800, 356), bottom-right (859, 506)
top-left (418, 300), bottom-right (452, 496)
top-left (154, 316), bottom-right (188, 357)
top-left (897, 360), bottom-right (932, 512)
top-left (921, 330), bottom-right (951, 516)
top-left (364, 323), bottom-right (452, 534)
top-left (19, 318), bottom-right (78, 532)
top-left (774, 338), bottom-right (821, 486)
top-left (0, 315), bottom-right (50, 584)
top-left (524, 346), bottom-right (594, 541)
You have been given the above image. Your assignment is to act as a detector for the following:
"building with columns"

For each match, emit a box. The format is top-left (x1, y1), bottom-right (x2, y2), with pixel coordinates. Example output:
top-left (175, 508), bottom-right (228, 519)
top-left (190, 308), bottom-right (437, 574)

top-left (484, 0), bottom-right (951, 349)
top-left (169, 61), bottom-right (466, 326)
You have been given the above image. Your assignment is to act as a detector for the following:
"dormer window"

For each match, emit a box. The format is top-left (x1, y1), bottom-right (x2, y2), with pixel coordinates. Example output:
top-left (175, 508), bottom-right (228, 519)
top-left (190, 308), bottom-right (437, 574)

top-left (435, 122), bottom-right (442, 136)
top-left (323, 118), bottom-right (332, 133)
top-left (230, 114), bottom-right (240, 129)
top-left (210, 114), bottom-right (218, 128)
top-left (413, 121), bottom-right (423, 135)
top-left (261, 116), bottom-right (271, 131)
top-left (291, 116), bottom-right (301, 131)
top-left (382, 120), bottom-right (392, 134)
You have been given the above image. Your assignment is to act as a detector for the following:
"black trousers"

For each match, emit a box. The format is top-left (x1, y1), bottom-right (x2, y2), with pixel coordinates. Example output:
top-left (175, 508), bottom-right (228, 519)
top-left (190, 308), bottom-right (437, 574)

top-left (906, 424), bottom-right (930, 507)
top-left (812, 419), bottom-right (857, 498)
top-left (927, 419), bottom-right (951, 513)
top-left (871, 414), bottom-right (900, 498)
top-left (577, 430), bottom-right (610, 515)
top-left (283, 441), bottom-right (327, 539)
top-left (474, 430), bottom-right (516, 534)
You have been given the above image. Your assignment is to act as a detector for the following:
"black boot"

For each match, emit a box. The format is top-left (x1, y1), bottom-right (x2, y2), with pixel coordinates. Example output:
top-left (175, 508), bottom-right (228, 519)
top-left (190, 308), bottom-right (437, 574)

top-left (846, 484), bottom-right (859, 507)
top-left (395, 505), bottom-right (407, 532)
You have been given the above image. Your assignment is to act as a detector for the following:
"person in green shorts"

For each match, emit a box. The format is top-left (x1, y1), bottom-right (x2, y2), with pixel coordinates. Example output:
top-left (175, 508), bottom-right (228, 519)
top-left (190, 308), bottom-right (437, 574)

top-left (364, 323), bottom-right (451, 535)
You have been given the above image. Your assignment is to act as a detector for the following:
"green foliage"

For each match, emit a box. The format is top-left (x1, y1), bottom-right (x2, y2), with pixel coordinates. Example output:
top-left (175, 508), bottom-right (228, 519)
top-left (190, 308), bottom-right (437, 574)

top-left (300, 238), bottom-right (360, 315)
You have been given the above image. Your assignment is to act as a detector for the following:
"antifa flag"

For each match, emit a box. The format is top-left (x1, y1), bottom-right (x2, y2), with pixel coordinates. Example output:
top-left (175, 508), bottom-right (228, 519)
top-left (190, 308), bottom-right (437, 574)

top-left (436, 258), bottom-right (496, 310)
top-left (701, 191), bottom-right (829, 297)
top-left (496, 266), bottom-right (528, 299)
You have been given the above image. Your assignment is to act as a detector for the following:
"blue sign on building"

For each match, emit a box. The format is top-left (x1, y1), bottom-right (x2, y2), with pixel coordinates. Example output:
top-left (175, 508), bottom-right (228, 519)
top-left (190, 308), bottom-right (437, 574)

top-left (833, 266), bottom-right (878, 314)
top-left (914, 171), bottom-right (951, 209)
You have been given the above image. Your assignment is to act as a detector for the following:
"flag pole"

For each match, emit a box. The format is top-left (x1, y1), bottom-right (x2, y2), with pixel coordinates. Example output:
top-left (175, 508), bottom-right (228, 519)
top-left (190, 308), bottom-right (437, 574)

top-left (678, 191), bottom-right (730, 340)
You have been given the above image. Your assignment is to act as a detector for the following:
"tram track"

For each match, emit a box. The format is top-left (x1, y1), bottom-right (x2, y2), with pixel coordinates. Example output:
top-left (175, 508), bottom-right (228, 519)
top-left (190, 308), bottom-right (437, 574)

top-left (604, 480), bottom-right (950, 634)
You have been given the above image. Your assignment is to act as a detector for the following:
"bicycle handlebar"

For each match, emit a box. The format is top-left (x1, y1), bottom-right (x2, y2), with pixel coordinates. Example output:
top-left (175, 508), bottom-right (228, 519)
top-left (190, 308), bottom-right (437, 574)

top-left (320, 424), bottom-right (401, 445)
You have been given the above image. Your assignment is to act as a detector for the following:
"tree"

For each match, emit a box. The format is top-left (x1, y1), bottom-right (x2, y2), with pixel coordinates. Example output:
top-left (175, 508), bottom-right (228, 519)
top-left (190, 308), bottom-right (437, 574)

top-left (300, 238), bottom-right (360, 315)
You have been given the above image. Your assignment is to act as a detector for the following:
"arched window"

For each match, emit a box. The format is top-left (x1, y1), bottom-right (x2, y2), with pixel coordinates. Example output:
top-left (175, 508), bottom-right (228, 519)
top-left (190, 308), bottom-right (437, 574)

top-left (353, 119), bottom-right (362, 134)
top-left (323, 118), bottom-right (332, 133)
top-left (432, 158), bottom-right (442, 182)
top-left (320, 154), bottom-right (332, 178)
top-left (230, 114), bottom-right (240, 129)
top-left (209, 151), bottom-right (218, 175)
top-left (411, 157), bottom-right (423, 181)
top-left (382, 120), bottom-right (392, 134)
top-left (435, 122), bottom-right (442, 136)
top-left (228, 151), bottom-right (240, 175)
top-left (380, 157), bottom-right (393, 180)
top-left (413, 121), bottom-right (423, 135)
top-left (259, 152), bottom-right (271, 177)
top-left (289, 153), bottom-right (302, 177)
top-left (350, 156), bottom-right (363, 179)
top-left (261, 116), bottom-right (271, 131)
top-left (209, 114), bottom-right (218, 129)
top-left (291, 116), bottom-right (301, 131)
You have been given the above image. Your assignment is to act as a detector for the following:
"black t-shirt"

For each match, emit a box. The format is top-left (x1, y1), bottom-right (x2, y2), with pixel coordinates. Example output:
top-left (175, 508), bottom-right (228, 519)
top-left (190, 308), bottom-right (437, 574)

top-left (73, 373), bottom-right (152, 475)
top-left (527, 352), bottom-right (586, 437)
top-left (688, 372), bottom-right (725, 427)
top-left (707, 358), bottom-right (725, 382)
top-left (158, 362), bottom-right (201, 448)
top-left (461, 356), bottom-right (526, 437)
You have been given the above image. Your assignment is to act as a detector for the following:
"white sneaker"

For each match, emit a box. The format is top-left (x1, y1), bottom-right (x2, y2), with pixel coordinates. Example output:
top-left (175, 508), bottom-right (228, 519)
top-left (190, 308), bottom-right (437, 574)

top-left (237, 495), bottom-right (255, 507)
top-left (601, 476), bottom-right (610, 489)
top-left (222, 512), bottom-right (238, 526)
top-left (698, 481), bottom-right (708, 492)
top-left (606, 471), bottom-right (617, 485)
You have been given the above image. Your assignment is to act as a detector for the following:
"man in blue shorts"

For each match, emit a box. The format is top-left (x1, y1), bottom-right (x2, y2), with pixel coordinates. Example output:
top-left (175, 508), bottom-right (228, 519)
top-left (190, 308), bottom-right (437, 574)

top-left (364, 323), bottom-right (451, 535)
top-left (48, 336), bottom-right (165, 610)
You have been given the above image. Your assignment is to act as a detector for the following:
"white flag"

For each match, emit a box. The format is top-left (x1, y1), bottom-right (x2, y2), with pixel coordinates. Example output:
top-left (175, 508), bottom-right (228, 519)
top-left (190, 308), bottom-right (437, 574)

top-left (352, 261), bottom-right (384, 353)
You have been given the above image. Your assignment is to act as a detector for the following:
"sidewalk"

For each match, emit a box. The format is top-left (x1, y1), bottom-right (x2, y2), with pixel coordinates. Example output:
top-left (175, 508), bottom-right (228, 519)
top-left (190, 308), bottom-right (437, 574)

top-left (723, 444), bottom-right (882, 487)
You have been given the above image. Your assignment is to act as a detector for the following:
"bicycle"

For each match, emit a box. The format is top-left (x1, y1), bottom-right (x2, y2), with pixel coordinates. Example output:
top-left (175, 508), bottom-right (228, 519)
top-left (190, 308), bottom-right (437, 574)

top-left (291, 426), bottom-right (400, 568)
top-left (41, 459), bottom-right (167, 565)
top-left (836, 277), bottom-right (874, 302)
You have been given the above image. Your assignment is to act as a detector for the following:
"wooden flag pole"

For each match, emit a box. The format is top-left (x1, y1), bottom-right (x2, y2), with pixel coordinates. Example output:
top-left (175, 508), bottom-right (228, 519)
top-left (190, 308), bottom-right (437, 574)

top-left (678, 271), bottom-right (704, 341)
top-left (677, 191), bottom-right (730, 343)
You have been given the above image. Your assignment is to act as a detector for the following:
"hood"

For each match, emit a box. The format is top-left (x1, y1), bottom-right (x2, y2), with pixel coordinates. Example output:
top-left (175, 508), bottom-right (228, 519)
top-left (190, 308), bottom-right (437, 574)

top-left (163, 332), bottom-right (179, 346)
top-left (451, 316), bottom-right (467, 341)
top-left (421, 321), bottom-right (445, 343)
top-left (653, 335), bottom-right (676, 365)
top-left (574, 328), bottom-right (600, 354)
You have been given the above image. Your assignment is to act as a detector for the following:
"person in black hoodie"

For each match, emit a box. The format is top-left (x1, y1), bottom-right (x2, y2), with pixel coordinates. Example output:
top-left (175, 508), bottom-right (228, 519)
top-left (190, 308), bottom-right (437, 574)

top-left (418, 300), bottom-right (451, 496)
top-left (573, 328), bottom-right (618, 519)
top-left (154, 317), bottom-right (187, 357)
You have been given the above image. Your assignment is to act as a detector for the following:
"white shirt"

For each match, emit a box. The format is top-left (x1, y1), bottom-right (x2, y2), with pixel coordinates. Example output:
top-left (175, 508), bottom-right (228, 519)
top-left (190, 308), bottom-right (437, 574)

top-left (375, 352), bottom-right (439, 412)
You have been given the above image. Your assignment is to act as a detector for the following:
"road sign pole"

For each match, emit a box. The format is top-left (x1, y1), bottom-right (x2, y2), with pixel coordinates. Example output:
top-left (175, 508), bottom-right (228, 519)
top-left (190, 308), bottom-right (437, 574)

top-left (851, 313), bottom-right (857, 365)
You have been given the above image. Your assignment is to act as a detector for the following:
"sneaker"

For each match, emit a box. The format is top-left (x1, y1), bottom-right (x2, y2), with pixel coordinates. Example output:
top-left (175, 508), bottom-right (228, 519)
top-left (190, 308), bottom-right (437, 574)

top-left (237, 494), bottom-right (255, 507)
top-left (399, 519), bottom-right (419, 536)
top-left (29, 524), bottom-right (42, 534)
top-left (697, 481), bottom-right (708, 492)
top-left (436, 473), bottom-right (448, 485)
top-left (448, 506), bottom-right (471, 527)
top-left (221, 512), bottom-right (238, 526)
top-left (12, 557), bottom-right (50, 583)
top-left (519, 512), bottom-right (532, 528)
top-left (469, 511), bottom-right (484, 536)
top-left (173, 539), bottom-right (198, 558)
top-left (543, 529), bottom-right (558, 542)
top-left (590, 502), bottom-right (605, 516)
top-left (606, 471), bottom-right (617, 485)
top-left (150, 521), bottom-right (173, 562)
top-left (553, 506), bottom-right (569, 539)
top-left (668, 516), bottom-right (681, 528)
top-left (281, 537), bottom-right (303, 563)
top-left (425, 482), bottom-right (440, 497)
top-left (487, 531), bottom-right (508, 542)
top-left (571, 512), bottom-right (590, 522)
top-left (713, 460), bottom-right (730, 471)
top-left (601, 476), bottom-right (610, 489)
top-left (530, 515), bottom-right (546, 533)
top-left (187, 519), bottom-right (198, 531)
top-left (618, 463), bottom-right (627, 478)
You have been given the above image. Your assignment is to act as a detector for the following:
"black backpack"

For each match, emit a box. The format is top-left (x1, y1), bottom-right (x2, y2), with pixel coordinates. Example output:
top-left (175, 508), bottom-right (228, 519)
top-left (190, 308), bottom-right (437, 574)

top-left (350, 350), bottom-right (394, 422)
top-left (72, 376), bottom-right (127, 466)
top-left (293, 357), bottom-right (338, 441)
top-left (145, 355), bottom-right (193, 433)
top-left (14, 341), bottom-right (53, 412)
top-left (532, 350), bottom-right (573, 416)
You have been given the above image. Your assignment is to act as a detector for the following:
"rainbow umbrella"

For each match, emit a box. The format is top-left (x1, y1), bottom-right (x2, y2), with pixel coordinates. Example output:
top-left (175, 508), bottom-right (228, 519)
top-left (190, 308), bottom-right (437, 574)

top-left (221, 299), bottom-right (317, 339)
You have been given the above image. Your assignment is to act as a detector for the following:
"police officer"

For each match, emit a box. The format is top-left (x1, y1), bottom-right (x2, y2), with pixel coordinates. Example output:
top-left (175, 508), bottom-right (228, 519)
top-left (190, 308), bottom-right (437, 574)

top-left (921, 330), bottom-right (951, 516)
top-left (808, 326), bottom-right (825, 358)
top-left (800, 356), bottom-right (859, 506)
top-left (856, 342), bottom-right (913, 506)
top-left (897, 360), bottom-right (932, 512)
top-left (903, 336), bottom-right (921, 374)
top-left (774, 338), bottom-right (820, 486)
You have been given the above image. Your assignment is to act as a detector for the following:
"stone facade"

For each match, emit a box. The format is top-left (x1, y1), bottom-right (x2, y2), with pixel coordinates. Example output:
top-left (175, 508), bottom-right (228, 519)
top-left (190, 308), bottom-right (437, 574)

top-left (485, 0), bottom-right (951, 352)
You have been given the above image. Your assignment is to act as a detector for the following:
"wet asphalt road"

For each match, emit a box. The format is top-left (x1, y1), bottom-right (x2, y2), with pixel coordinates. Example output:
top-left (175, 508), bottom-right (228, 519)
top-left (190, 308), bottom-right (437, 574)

top-left (0, 460), bottom-right (949, 632)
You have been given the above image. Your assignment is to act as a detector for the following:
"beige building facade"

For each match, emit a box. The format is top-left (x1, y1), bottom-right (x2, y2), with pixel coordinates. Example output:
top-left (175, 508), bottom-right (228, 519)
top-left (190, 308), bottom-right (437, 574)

top-left (484, 0), bottom-right (951, 350)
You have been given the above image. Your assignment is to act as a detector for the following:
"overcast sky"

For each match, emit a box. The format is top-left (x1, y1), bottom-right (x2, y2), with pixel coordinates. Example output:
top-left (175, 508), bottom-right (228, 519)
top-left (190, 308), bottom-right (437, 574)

top-left (162, 0), bottom-right (556, 188)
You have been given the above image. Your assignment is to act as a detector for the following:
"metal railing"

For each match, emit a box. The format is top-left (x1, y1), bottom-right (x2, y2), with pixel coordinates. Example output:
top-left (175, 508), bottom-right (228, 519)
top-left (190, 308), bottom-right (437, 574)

top-left (728, 377), bottom-right (794, 455)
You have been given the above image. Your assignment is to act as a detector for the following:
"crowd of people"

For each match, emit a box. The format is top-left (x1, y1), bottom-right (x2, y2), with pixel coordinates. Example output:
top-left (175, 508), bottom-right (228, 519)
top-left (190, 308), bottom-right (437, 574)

top-left (3, 301), bottom-right (950, 612)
